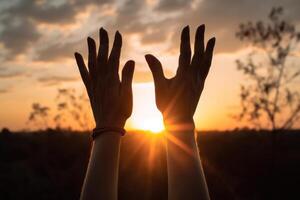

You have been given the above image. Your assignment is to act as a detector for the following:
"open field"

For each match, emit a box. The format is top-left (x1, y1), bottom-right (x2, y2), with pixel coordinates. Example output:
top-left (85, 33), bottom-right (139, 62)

top-left (1, 129), bottom-right (300, 200)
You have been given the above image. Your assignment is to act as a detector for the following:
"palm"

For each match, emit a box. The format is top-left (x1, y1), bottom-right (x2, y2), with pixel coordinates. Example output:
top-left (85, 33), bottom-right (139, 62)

top-left (146, 25), bottom-right (215, 125)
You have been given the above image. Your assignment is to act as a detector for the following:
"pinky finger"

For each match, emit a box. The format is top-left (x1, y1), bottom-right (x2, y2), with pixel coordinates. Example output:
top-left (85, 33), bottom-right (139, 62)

top-left (74, 52), bottom-right (91, 95)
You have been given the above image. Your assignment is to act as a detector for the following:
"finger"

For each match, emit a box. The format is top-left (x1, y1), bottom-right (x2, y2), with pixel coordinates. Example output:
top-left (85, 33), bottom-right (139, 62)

top-left (121, 60), bottom-right (135, 91)
top-left (108, 31), bottom-right (122, 78)
top-left (121, 60), bottom-right (135, 117)
top-left (87, 37), bottom-right (97, 81)
top-left (192, 24), bottom-right (205, 66)
top-left (74, 52), bottom-right (91, 95)
top-left (145, 54), bottom-right (165, 87)
top-left (177, 25), bottom-right (191, 76)
top-left (97, 27), bottom-right (109, 75)
top-left (200, 37), bottom-right (216, 80)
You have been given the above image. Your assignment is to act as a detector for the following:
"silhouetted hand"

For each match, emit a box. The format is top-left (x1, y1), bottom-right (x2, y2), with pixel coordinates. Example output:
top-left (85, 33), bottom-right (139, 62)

top-left (145, 25), bottom-right (215, 130)
top-left (75, 28), bottom-right (134, 129)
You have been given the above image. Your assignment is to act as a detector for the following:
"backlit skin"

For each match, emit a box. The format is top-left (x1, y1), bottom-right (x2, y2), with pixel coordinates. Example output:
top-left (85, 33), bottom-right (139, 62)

top-left (76, 25), bottom-right (215, 200)
top-left (75, 28), bottom-right (134, 200)
top-left (75, 29), bottom-right (134, 129)
top-left (145, 25), bottom-right (215, 128)
top-left (146, 25), bottom-right (215, 200)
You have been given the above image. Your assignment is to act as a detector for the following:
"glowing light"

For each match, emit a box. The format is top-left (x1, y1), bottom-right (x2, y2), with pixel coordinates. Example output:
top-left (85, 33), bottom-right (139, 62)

top-left (134, 117), bottom-right (165, 133)
top-left (129, 83), bottom-right (165, 134)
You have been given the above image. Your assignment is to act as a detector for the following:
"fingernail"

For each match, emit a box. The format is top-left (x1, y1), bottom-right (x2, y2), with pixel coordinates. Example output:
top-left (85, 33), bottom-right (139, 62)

top-left (182, 26), bottom-right (190, 40)
top-left (145, 54), bottom-right (152, 60)
top-left (100, 27), bottom-right (107, 33)
top-left (199, 24), bottom-right (205, 30)
top-left (211, 37), bottom-right (216, 43)
top-left (116, 30), bottom-right (121, 37)
top-left (183, 25), bottom-right (190, 33)
top-left (127, 60), bottom-right (135, 66)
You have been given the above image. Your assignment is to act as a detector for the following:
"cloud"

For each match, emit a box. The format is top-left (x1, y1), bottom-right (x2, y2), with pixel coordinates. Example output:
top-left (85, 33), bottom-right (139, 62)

top-left (154, 0), bottom-right (193, 12)
top-left (36, 39), bottom-right (83, 61)
top-left (0, 88), bottom-right (9, 93)
top-left (0, 71), bottom-right (24, 79)
top-left (0, 83), bottom-right (12, 93)
top-left (156, 0), bottom-right (300, 54)
top-left (0, 17), bottom-right (41, 58)
top-left (0, 66), bottom-right (24, 79)
top-left (0, 0), bottom-right (113, 60)
top-left (2, 0), bottom-right (113, 25)
top-left (109, 0), bottom-right (146, 34)
top-left (1, 0), bottom-right (300, 63)
top-left (37, 75), bottom-right (79, 86)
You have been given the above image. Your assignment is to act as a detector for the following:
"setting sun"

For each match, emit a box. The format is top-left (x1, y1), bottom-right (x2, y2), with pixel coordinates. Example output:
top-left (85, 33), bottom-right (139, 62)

top-left (133, 117), bottom-right (165, 133)
top-left (128, 83), bottom-right (165, 133)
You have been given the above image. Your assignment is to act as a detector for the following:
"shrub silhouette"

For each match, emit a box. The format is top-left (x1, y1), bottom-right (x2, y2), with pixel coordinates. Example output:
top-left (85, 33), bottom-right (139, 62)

top-left (1, 130), bottom-right (300, 199)
top-left (235, 7), bottom-right (300, 130)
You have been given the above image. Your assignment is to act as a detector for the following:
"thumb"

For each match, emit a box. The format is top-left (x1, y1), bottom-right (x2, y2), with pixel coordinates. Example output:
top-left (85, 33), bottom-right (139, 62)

top-left (145, 54), bottom-right (165, 86)
top-left (121, 60), bottom-right (135, 90)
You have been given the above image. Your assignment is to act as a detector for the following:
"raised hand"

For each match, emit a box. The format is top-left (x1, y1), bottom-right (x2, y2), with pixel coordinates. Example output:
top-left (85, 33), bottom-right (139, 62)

top-left (74, 28), bottom-right (134, 129)
top-left (145, 25), bottom-right (215, 130)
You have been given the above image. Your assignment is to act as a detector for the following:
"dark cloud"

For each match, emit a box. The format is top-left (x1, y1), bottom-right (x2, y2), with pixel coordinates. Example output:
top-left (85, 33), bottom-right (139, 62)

top-left (111, 0), bottom-right (145, 33)
top-left (37, 75), bottom-right (79, 86)
top-left (1, 0), bottom-right (300, 63)
top-left (0, 0), bottom-right (114, 60)
top-left (3, 0), bottom-right (113, 24)
top-left (37, 40), bottom-right (83, 61)
top-left (154, 0), bottom-right (193, 12)
top-left (162, 0), bottom-right (300, 53)
top-left (36, 0), bottom-right (148, 61)
top-left (0, 17), bottom-right (41, 57)
top-left (6, 0), bottom-right (77, 24)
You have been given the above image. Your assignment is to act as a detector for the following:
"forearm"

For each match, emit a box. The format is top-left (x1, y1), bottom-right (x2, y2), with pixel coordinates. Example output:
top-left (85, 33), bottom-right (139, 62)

top-left (166, 127), bottom-right (210, 200)
top-left (80, 132), bottom-right (121, 200)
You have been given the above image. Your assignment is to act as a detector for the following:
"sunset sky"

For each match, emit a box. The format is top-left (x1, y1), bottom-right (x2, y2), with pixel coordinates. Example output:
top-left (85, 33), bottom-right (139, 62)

top-left (0, 0), bottom-right (300, 131)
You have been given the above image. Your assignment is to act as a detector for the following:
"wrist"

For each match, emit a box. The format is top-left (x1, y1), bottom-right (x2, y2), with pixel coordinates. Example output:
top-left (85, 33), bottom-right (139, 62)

top-left (93, 131), bottom-right (122, 140)
top-left (95, 120), bottom-right (125, 129)
top-left (92, 127), bottom-right (126, 141)
top-left (164, 118), bottom-right (195, 132)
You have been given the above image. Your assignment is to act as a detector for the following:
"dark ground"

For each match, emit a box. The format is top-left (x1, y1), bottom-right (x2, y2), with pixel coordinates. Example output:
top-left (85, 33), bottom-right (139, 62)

top-left (0, 129), bottom-right (299, 200)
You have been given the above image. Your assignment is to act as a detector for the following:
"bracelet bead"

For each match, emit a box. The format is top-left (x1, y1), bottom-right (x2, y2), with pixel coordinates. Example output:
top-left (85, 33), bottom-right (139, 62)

top-left (92, 127), bottom-right (126, 140)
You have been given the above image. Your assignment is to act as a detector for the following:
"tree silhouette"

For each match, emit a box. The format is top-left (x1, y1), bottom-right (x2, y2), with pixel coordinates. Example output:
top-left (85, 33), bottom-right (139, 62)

top-left (236, 7), bottom-right (300, 130)
top-left (27, 88), bottom-right (92, 131)
top-left (54, 88), bottom-right (92, 131)
top-left (28, 103), bottom-right (50, 129)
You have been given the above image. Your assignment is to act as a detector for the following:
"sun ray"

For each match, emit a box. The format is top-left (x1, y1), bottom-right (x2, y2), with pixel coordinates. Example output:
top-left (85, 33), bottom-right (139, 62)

top-left (132, 116), bottom-right (165, 133)
top-left (165, 132), bottom-right (194, 156)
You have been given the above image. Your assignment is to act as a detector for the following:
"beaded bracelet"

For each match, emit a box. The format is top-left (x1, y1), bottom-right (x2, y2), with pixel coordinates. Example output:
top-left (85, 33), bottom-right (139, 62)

top-left (92, 127), bottom-right (126, 140)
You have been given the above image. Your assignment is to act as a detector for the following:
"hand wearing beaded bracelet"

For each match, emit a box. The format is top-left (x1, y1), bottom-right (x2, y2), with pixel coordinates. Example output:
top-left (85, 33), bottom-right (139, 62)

top-left (92, 127), bottom-right (126, 140)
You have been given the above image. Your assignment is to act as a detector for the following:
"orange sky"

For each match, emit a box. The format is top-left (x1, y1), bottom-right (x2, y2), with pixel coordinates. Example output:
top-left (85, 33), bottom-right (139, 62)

top-left (0, 0), bottom-right (299, 131)
top-left (0, 50), bottom-right (252, 131)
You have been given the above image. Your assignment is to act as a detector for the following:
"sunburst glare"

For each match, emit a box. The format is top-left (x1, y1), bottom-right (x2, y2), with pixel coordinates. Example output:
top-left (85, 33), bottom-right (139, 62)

top-left (129, 83), bottom-right (165, 133)
top-left (134, 117), bottom-right (165, 133)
